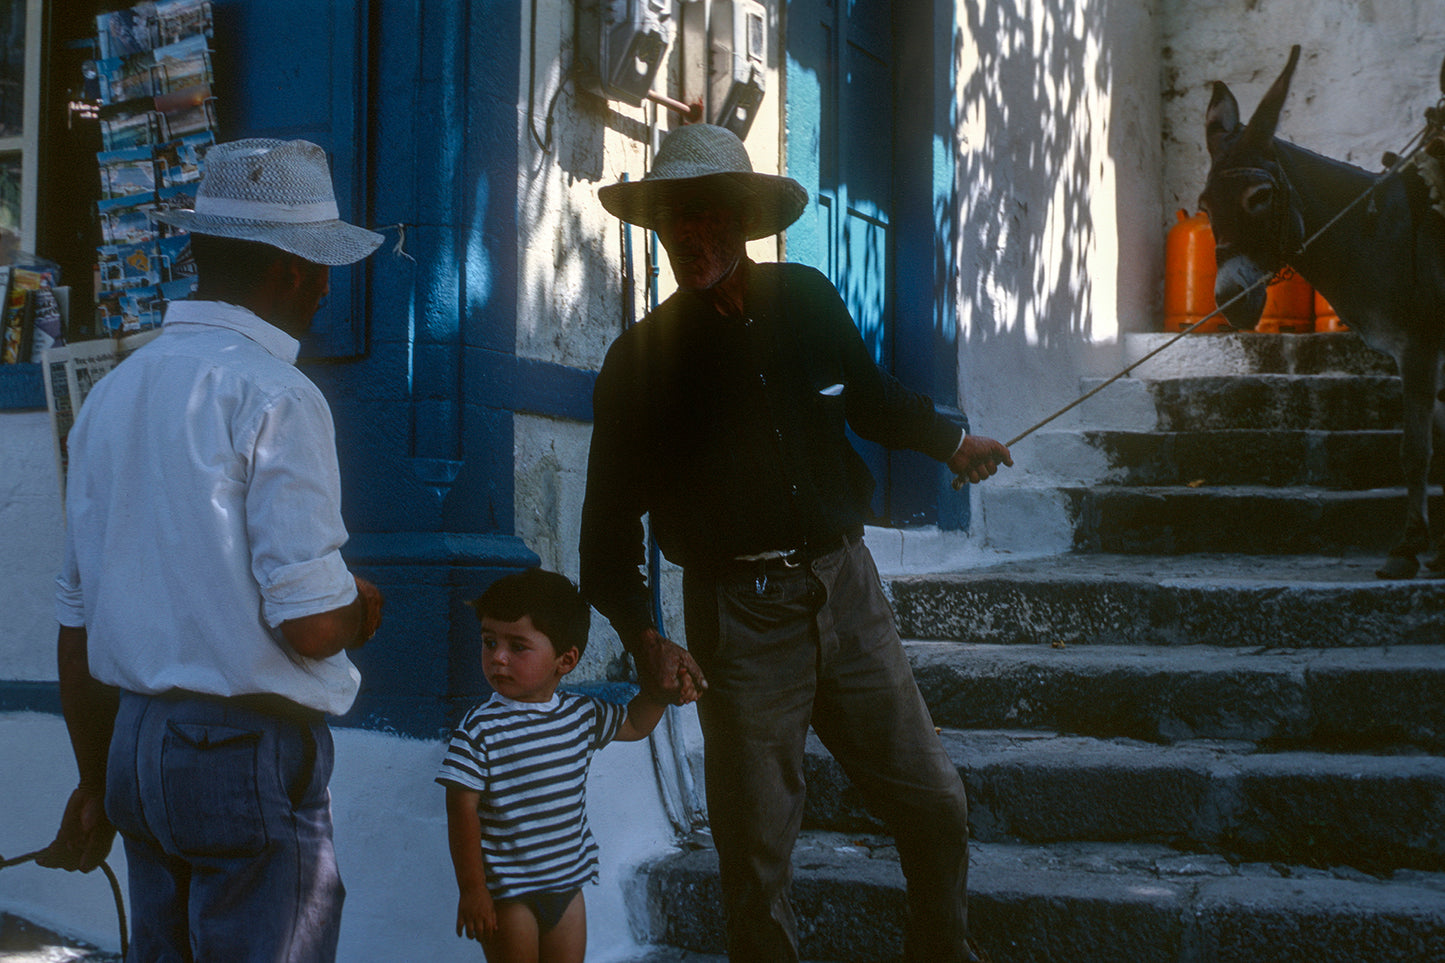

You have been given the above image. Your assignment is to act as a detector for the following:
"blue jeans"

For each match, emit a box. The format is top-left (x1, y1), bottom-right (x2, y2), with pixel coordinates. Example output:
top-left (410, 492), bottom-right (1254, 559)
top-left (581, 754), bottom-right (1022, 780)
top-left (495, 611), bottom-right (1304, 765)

top-left (105, 691), bottom-right (344, 962)
top-left (683, 537), bottom-right (973, 963)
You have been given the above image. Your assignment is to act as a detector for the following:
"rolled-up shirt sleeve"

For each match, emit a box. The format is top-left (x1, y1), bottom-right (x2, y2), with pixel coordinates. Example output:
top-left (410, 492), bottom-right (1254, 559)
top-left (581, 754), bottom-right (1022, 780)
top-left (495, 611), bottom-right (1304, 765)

top-left (54, 530), bottom-right (86, 628)
top-left (244, 385), bottom-right (358, 628)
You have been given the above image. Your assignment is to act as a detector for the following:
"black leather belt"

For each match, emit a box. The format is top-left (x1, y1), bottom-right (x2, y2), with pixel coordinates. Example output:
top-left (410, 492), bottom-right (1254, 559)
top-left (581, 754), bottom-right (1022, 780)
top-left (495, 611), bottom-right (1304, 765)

top-left (725, 530), bottom-right (859, 575)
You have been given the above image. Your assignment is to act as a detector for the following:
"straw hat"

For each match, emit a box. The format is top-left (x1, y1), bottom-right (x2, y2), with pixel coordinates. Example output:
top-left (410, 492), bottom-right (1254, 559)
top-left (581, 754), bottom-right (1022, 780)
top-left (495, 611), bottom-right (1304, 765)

top-left (598, 124), bottom-right (809, 240)
top-left (151, 138), bottom-right (382, 266)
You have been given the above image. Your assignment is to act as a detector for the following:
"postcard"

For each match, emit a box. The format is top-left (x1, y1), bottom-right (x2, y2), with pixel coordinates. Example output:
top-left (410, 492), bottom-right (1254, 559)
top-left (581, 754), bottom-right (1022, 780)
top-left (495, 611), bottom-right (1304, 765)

top-left (155, 130), bottom-right (213, 187)
top-left (153, 34), bottom-right (211, 93)
top-left (151, 182), bottom-right (198, 236)
top-left (98, 148), bottom-right (157, 201)
top-left (97, 240), bottom-right (161, 291)
top-left (156, 0), bottom-right (214, 47)
top-left (100, 201), bottom-right (158, 246)
top-left (157, 234), bottom-right (193, 281)
top-left (154, 84), bottom-right (215, 139)
top-left (101, 107), bottom-right (163, 151)
top-left (95, 51), bottom-right (162, 105)
top-left (97, 3), bottom-right (159, 60)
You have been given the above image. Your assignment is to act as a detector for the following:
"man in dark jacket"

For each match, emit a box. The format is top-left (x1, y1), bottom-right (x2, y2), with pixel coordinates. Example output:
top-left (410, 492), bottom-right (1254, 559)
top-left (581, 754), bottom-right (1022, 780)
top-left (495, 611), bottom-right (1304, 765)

top-left (581, 124), bottom-right (1008, 963)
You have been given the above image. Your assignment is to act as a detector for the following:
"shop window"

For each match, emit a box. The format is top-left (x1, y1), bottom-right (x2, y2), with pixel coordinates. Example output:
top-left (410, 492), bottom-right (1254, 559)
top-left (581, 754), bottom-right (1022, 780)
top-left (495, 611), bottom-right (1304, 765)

top-left (0, 0), bottom-right (40, 251)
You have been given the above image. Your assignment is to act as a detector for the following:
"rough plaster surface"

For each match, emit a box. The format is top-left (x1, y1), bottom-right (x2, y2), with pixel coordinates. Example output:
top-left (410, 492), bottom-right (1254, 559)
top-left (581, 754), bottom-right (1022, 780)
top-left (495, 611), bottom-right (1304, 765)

top-left (0, 713), bottom-right (684, 962)
top-left (0, 412), bottom-right (64, 680)
top-left (1159, 0), bottom-right (1445, 224)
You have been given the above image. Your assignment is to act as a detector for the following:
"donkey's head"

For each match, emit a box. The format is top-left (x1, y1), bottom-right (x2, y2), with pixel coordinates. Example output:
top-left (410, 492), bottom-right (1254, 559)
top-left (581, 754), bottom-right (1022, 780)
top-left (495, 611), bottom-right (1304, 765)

top-left (1198, 45), bottom-right (1306, 329)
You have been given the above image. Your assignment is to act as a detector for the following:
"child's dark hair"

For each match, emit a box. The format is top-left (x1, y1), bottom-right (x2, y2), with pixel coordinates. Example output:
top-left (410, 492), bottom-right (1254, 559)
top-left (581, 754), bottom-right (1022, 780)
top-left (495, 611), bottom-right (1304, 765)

top-left (468, 568), bottom-right (591, 657)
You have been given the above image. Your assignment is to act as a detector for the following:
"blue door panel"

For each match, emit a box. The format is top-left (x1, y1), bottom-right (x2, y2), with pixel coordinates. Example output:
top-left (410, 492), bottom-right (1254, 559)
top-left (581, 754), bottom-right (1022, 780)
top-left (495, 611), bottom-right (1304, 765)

top-left (787, 0), bottom-right (894, 520)
top-left (211, 0), bottom-right (368, 358)
top-left (789, 0), bottom-right (963, 529)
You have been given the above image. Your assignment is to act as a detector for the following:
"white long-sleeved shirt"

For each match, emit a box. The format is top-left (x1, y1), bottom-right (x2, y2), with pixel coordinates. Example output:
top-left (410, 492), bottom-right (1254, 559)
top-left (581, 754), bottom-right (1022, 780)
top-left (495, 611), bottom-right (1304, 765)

top-left (55, 300), bottom-right (361, 716)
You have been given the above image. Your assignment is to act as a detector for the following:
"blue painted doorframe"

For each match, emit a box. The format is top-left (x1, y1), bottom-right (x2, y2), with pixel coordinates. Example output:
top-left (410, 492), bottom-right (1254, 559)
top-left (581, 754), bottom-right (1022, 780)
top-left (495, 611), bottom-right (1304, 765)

top-left (785, 0), bottom-right (966, 530)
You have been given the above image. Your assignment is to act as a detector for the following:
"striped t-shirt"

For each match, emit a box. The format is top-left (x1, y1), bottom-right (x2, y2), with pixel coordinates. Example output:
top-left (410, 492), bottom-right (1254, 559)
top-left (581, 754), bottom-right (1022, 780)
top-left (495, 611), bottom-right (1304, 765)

top-left (436, 690), bottom-right (628, 900)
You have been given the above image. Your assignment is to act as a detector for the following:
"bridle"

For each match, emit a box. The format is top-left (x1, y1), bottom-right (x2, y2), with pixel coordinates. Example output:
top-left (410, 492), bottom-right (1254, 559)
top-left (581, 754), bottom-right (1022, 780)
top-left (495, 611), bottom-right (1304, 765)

top-left (1206, 161), bottom-right (1305, 269)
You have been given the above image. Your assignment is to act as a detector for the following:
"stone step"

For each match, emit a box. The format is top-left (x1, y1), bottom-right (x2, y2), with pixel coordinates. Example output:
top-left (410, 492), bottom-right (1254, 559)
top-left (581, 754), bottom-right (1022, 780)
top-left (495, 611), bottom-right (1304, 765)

top-left (1078, 485), bottom-right (1441, 554)
top-left (1123, 330), bottom-right (1398, 378)
top-left (905, 641), bottom-right (1445, 750)
top-left (633, 832), bottom-right (1445, 963)
top-left (801, 730), bottom-right (1445, 872)
top-left (983, 483), bottom-right (1442, 555)
top-left (618, 951), bottom-right (729, 963)
top-left (1017, 428), bottom-right (1428, 488)
top-left (1071, 374), bottom-right (1402, 433)
top-left (886, 553), bottom-right (1445, 647)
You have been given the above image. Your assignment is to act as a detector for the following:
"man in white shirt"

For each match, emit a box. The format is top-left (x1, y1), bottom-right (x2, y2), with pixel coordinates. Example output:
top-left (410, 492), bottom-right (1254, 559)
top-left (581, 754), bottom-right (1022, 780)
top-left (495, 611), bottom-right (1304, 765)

top-left (41, 139), bottom-right (384, 963)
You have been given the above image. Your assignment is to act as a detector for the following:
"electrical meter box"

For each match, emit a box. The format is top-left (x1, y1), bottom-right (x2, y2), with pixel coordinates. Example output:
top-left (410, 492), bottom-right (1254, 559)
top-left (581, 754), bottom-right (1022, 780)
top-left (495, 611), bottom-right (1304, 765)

top-left (708, 0), bottom-right (765, 138)
top-left (576, 0), bottom-right (675, 106)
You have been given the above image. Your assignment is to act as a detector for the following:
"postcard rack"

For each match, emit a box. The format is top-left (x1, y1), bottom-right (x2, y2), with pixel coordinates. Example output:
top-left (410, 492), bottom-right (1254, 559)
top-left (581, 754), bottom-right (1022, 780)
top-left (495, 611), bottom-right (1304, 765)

top-left (84, 0), bottom-right (217, 333)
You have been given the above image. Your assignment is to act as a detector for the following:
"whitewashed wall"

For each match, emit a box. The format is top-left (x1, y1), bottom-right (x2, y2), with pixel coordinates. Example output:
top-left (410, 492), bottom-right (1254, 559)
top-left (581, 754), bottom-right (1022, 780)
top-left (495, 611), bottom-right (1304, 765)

top-left (954, 0), bottom-right (1444, 510)
top-left (1160, 0), bottom-right (1445, 224)
top-left (512, 0), bottom-right (787, 654)
top-left (0, 711), bottom-right (685, 960)
top-left (953, 0), bottom-right (1166, 447)
top-left (0, 410), bottom-right (63, 681)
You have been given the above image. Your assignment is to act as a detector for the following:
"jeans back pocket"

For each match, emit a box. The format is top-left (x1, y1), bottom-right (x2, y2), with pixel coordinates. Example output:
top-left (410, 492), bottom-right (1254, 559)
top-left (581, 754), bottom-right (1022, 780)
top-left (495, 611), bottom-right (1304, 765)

top-left (161, 721), bottom-right (268, 858)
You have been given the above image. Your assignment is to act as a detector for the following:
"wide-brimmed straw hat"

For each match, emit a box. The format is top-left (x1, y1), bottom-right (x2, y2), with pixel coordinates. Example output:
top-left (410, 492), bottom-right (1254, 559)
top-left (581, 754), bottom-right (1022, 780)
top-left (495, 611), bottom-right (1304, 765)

top-left (151, 138), bottom-right (382, 266)
top-left (598, 124), bottom-right (809, 240)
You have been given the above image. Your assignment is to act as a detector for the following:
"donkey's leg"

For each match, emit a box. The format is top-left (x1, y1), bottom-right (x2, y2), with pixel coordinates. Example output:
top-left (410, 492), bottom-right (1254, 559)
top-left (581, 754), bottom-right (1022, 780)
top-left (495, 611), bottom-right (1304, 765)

top-left (1380, 349), bottom-right (1436, 578)
top-left (1426, 354), bottom-right (1445, 573)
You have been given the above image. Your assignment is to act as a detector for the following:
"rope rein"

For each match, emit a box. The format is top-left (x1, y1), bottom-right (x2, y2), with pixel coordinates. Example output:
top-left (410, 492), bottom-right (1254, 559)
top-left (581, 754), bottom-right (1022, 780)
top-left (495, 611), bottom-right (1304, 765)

top-left (0, 848), bottom-right (128, 957)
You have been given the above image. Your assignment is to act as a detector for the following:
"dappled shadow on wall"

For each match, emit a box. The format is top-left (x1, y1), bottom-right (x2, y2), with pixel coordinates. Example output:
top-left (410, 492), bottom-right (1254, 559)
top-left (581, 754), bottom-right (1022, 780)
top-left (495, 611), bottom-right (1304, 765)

top-left (954, 0), bottom-right (1123, 351)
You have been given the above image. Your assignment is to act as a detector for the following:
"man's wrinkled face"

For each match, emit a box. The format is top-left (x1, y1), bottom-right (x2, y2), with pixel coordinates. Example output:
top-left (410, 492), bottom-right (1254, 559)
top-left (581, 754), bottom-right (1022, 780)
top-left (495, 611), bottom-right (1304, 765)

top-left (652, 192), bottom-right (749, 291)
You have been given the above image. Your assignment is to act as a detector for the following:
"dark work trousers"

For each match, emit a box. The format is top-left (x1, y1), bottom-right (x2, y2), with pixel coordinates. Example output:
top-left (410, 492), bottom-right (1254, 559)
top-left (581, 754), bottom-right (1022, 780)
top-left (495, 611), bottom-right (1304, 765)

top-left (683, 536), bottom-right (972, 963)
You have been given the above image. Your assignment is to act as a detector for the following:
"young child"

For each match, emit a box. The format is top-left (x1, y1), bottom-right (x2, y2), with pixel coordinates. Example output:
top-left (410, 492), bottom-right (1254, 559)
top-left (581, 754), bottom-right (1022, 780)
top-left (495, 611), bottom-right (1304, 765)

top-left (437, 568), bottom-right (698, 962)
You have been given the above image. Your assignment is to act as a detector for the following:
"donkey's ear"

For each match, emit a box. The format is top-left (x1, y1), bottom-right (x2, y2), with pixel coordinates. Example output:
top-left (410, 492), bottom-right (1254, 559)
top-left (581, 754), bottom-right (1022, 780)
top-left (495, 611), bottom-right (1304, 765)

top-left (1239, 45), bottom-right (1301, 152)
top-left (1205, 82), bottom-right (1240, 160)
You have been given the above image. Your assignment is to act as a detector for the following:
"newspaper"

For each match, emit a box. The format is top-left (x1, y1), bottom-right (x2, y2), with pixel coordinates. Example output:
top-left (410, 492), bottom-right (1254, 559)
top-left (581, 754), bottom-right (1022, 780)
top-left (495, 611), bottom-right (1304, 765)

top-left (43, 329), bottom-right (161, 504)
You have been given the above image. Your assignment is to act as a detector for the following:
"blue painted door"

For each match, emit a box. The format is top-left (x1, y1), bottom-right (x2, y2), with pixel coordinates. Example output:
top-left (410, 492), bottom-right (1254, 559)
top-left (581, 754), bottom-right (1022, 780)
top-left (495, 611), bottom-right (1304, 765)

top-left (786, 0), bottom-right (896, 521)
top-left (211, 0), bottom-right (368, 358)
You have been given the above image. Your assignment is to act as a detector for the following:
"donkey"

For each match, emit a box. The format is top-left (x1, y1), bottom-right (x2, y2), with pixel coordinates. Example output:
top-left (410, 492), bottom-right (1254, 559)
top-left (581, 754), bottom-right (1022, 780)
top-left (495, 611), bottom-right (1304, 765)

top-left (1199, 45), bottom-right (1445, 578)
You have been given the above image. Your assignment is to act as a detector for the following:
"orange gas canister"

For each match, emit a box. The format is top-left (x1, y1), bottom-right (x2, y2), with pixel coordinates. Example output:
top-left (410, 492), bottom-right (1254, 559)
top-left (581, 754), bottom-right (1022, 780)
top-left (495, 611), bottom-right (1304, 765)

top-left (1256, 268), bottom-right (1314, 333)
top-left (1314, 289), bottom-right (1347, 332)
top-left (1164, 210), bottom-right (1231, 332)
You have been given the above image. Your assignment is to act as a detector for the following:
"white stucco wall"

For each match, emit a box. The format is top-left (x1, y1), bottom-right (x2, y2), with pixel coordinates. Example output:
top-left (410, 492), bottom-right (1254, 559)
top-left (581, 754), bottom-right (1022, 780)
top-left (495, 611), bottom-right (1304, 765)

top-left (1160, 0), bottom-right (1445, 226)
top-left (511, 0), bottom-right (789, 638)
top-left (0, 711), bottom-right (686, 961)
top-left (953, 0), bottom-right (1166, 447)
top-left (0, 410), bottom-right (64, 681)
top-left (955, 0), bottom-right (1444, 514)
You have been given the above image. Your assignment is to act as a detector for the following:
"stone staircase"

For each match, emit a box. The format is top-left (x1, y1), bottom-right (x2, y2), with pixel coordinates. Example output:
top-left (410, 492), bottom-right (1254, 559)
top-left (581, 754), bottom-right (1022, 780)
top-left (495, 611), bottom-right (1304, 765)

top-left (621, 332), bottom-right (1445, 963)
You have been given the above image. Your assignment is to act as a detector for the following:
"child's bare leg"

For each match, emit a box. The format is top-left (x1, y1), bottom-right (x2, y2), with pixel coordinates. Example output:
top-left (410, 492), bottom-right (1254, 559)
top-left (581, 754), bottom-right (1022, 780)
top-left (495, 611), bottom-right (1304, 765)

top-left (538, 890), bottom-right (586, 963)
top-left (481, 901), bottom-right (540, 963)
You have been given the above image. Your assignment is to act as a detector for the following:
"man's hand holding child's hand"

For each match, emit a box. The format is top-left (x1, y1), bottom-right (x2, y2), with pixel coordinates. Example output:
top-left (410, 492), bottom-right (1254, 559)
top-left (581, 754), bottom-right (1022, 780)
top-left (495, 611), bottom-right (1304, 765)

top-left (634, 628), bottom-right (707, 705)
top-left (676, 665), bottom-right (704, 704)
